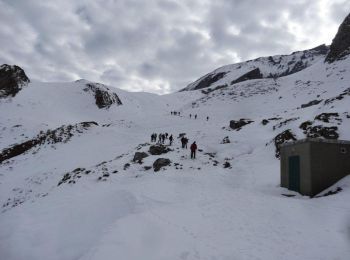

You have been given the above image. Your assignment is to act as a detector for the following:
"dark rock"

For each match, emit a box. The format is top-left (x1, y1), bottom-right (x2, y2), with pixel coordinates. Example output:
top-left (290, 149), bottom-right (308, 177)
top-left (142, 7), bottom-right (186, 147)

top-left (305, 125), bottom-right (339, 139)
top-left (231, 68), bottom-right (262, 85)
top-left (0, 122), bottom-right (98, 164)
top-left (143, 166), bottom-right (152, 171)
top-left (123, 163), bottom-right (130, 170)
top-left (299, 121), bottom-right (313, 131)
top-left (318, 187), bottom-right (342, 197)
top-left (229, 119), bottom-right (253, 131)
top-left (223, 161), bottom-right (231, 168)
top-left (314, 113), bottom-right (340, 123)
top-left (324, 88), bottom-right (350, 105)
top-left (0, 64), bottom-right (30, 98)
top-left (325, 13), bottom-right (350, 63)
top-left (273, 130), bottom-right (297, 158)
top-left (133, 152), bottom-right (148, 162)
top-left (261, 117), bottom-right (282, 125)
top-left (221, 136), bottom-right (230, 144)
top-left (84, 83), bottom-right (122, 109)
top-left (261, 119), bottom-right (269, 125)
top-left (201, 84), bottom-right (228, 94)
top-left (153, 158), bottom-right (171, 172)
top-left (273, 117), bottom-right (299, 130)
top-left (149, 145), bottom-right (171, 155)
top-left (58, 173), bottom-right (71, 186)
top-left (301, 99), bottom-right (323, 108)
top-left (181, 72), bottom-right (227, 91)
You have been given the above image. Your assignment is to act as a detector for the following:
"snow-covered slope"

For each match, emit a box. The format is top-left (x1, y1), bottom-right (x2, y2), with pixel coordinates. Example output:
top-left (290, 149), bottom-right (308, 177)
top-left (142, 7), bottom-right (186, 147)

top-left (1, 14), bottom-right (350, 260)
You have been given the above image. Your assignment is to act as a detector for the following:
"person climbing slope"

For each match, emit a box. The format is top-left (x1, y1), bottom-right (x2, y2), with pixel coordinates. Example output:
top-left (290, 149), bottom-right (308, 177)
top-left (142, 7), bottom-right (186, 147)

top-left (190, 141), bottom-right (197, 159)
top-left (169, 134), bottom-right (173, 145)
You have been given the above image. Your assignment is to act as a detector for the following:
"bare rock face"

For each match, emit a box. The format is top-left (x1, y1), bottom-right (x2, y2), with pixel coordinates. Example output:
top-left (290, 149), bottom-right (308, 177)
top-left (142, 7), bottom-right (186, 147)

top-left (83, 82), bottom-right (122, 109)
top-left (180, 72), bottom-right (227, 91)
top-left (0, 64), bottom-right (30, 98)
top-left (325, 13), bottom-right (350, 63)
top-left (231, 68), bottom-right (262, 85)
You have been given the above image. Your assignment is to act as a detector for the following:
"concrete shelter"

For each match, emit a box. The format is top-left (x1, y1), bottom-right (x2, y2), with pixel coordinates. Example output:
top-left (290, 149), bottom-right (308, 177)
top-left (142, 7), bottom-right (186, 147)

top-left (280, 138), bottom-right (350, 197)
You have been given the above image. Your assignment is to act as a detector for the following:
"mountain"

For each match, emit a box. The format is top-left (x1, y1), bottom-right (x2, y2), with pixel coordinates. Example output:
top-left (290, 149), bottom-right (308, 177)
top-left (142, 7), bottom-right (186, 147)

top-left (326, 13), bottom-right (350, 63)
top-left (1, 14), bottom-right (350, 260)
top-left (180, 44), bottom-right (328, 92)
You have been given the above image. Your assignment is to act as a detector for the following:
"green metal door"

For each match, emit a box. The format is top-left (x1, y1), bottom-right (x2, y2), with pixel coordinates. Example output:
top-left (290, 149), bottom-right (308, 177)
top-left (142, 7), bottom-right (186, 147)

top-left (288, 156), bottom-right (300, 192)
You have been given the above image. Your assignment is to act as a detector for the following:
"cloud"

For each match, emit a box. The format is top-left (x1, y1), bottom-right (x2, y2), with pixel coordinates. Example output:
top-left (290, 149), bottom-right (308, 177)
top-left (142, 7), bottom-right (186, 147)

top-left (0, 0), bottom-right (349, 93)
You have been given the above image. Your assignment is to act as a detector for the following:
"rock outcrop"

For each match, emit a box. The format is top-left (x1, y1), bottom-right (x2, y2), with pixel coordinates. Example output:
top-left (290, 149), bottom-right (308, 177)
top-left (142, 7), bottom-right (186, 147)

top-left (0, 64), bottom-right (30, 98)
top-left (273, 129), bottom-right (297, 158)
top-left (231, 68), bottom-right (262, 85)
top-left (83, 82), bottom-right (122, 109)
top-left (229, 119), bottom-right (253, 131)
top-left (325, 13), bottom-right (350, 63)
top-left (0, 121), bottom-right (98, 163)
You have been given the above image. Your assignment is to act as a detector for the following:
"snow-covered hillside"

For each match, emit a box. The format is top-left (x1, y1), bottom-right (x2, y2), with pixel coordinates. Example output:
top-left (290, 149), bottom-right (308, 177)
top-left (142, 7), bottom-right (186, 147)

top-left (181, 44), bottom-right (328, 92)
top-left (1, 14), bottom-right (350, 260)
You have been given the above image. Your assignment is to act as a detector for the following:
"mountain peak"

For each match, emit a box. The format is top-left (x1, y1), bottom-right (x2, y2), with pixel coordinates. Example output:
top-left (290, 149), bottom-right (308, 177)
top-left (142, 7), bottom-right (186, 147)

top-left (325, 13), bottom-right (350, 63)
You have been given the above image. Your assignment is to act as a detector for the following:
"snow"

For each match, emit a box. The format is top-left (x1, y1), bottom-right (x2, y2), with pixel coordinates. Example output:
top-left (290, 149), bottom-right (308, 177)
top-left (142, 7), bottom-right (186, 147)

top-left (1, 54), bottom-right (350, 259)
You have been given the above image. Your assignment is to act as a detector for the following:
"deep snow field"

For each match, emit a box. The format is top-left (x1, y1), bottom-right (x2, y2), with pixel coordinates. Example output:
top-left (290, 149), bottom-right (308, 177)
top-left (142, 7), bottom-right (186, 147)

top-left (1, 56), bottom-right (350, 260)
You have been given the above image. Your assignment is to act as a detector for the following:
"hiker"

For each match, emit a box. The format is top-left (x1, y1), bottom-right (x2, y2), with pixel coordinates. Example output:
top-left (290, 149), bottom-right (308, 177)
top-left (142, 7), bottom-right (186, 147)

top-left (190, 114), bottom-right (192, 119)
top-left (158, 134), bottom-right (162, 143)
top-left (206, 116), bottom-right (209, 121)
top-left (195, 114), bottom-right (197, 119)
top-left (161, 134), bottom-right (165, 144)
top-left (190, 141), bottom-right (197, 159)
top-left (169, 135), bottom-right (173, 145)
top-left (184, 137), bottom-right (188, 148)
top-left (165, 133), bottom-right (168, 139)
top-left (181, 136), bottom-right (186, 148)
top-left (151, 133), bottom-right (154, 142)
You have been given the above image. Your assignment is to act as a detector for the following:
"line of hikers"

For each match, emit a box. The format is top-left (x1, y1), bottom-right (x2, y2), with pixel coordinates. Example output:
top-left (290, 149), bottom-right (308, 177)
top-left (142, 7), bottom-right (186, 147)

top-left (189, 114), bottom-right (209, 121)
top-left (170, 111), bottom-right (181, 116)
top-left (151, 133), bottom-right (173, 145)
top-left (150, 133), bottom-right (197, 159)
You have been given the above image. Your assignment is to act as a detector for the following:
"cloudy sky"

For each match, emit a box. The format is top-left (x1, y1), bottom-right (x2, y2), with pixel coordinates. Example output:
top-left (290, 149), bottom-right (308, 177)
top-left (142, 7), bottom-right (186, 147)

top-left (0, 0), bottom-right (349, 94)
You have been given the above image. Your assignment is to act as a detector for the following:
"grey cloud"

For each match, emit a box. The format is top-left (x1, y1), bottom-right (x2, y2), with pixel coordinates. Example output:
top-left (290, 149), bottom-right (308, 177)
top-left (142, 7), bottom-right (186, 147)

top-left (0, 0), bottom-right (348, 93)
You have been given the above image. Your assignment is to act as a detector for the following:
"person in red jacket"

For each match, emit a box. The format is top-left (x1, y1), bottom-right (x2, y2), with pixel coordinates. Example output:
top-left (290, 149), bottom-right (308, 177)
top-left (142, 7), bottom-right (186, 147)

top-left (190, 141), bottom-right (197, 159)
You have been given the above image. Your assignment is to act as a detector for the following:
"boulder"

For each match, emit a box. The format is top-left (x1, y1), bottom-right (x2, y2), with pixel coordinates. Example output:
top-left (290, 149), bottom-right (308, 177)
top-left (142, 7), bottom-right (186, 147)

top-left (221, 136), bottom-right (230, 144)
top-left (133, 152), bottom-right (148, 162)
top-left (149, 145), bottom-right (171, 155)
top-left (229, 119), bottom-right (253, 130)
top-left (153, 158), bottom-right (171, 172)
